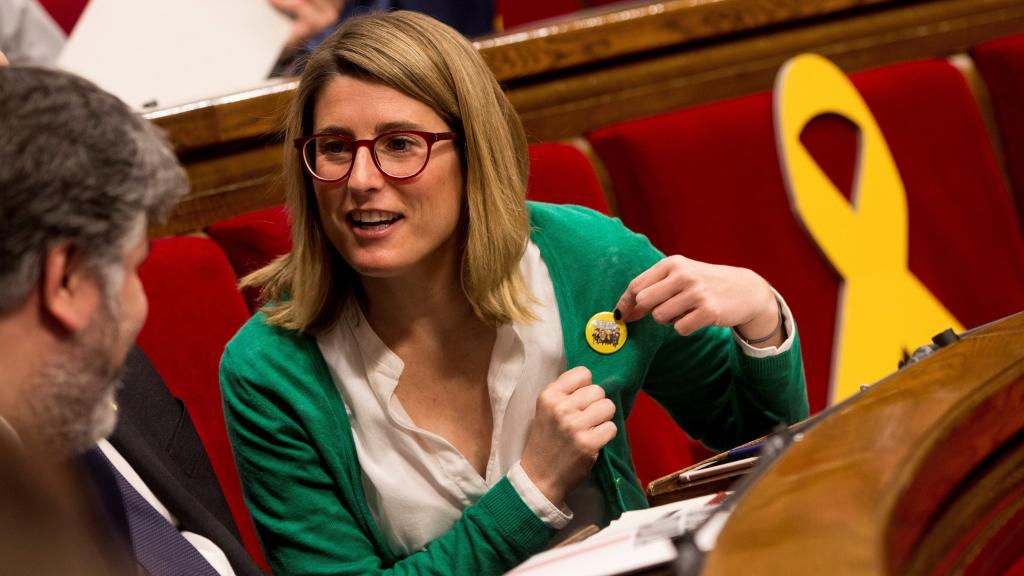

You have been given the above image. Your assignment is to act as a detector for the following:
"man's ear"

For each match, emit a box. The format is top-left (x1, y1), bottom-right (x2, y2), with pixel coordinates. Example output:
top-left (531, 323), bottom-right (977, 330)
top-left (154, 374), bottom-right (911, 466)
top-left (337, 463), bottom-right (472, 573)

top-left (40, 243), bottom-right (101, 335)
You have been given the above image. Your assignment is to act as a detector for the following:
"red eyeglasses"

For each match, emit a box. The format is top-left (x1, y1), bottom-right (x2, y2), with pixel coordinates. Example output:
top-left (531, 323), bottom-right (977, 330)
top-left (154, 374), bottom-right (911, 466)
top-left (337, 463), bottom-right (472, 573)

top-left (294, 130), bottom-right (458, 182)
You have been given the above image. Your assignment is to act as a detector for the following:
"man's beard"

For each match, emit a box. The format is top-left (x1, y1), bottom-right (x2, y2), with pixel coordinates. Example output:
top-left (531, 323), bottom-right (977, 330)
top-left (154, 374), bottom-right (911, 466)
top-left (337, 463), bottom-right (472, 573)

top-left (23, 299), bottom-right (126, 460)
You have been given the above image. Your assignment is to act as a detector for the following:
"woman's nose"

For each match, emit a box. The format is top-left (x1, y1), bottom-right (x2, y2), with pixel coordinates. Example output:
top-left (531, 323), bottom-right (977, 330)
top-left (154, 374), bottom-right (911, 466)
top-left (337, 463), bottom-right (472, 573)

top-left (346, 145), bottom-right (385, 193)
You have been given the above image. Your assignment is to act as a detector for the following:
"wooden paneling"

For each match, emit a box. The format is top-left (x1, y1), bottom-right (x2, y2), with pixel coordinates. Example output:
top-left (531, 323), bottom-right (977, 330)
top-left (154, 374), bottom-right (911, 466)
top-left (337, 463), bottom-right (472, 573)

top-left (477, 0), bottom-right (897, 83)
top-left (147, 144), bottom-right (285, 238)
top-left (147, 80), bottom-right (296, 154)
top-left (703, 312), bottom-right (1024, 575)
top-left (146, 84), bottom-right (294, 236)
top-left (145, 0), bottom-right (1024, 236)
top-left (510, 0), bottom-right (1024, 140)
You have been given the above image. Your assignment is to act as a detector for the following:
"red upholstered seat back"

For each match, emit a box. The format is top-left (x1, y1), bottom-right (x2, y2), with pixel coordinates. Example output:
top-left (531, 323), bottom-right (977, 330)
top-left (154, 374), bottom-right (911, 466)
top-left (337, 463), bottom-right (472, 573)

top-left (973, 33), bottom-right (1024, 232)
top-left (849, 61), bottom-right (1024, 328)
top-left (588, 58), bottom-right (1024, 416)
top-left (135, 236), bottom-right (267, 569)
top-left (525, 142), bottom-right (610, 213)
top-left (496, 0), bottom-right (626, 29)
top-left (206, 205), bottom-right (292, 312)
top-left (496, 0), bottom-right (582, 29)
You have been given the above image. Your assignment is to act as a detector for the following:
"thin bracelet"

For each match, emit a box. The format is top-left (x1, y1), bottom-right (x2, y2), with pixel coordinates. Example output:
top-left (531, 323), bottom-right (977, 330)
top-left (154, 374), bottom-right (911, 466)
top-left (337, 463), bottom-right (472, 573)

top-left (740, 302), bottom-right (784, 345)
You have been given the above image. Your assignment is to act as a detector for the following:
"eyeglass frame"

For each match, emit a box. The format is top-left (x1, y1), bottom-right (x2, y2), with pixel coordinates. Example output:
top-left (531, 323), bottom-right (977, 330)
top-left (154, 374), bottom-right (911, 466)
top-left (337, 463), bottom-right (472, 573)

top-left (293, 130), bottom-right (460, 183)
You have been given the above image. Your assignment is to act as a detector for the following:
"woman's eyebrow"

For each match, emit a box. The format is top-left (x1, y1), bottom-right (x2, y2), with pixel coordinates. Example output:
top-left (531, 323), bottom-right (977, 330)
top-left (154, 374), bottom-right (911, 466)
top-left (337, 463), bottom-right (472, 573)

top-left (313, 121), bottom-right (428, 136)
top-left (376, 120), bottom-right (425, 133)
top-left (314, 124), bottom-right (355, 136)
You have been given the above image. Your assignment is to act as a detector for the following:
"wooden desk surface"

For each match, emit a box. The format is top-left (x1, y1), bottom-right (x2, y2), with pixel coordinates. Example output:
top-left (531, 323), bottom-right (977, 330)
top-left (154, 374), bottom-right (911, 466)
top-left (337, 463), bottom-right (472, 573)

top-left (704, 312), bottom-right (1024, 575)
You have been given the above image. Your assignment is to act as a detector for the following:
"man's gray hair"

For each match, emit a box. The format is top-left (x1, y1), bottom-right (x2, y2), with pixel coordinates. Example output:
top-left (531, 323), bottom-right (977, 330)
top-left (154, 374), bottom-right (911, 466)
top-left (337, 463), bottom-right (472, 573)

top-left (0, 67), bottom-right (188, 311)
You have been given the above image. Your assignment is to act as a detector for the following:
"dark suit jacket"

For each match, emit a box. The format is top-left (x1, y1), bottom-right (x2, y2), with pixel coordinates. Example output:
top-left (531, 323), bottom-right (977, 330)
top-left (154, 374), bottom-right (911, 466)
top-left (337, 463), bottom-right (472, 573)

top-left (106, 346), bottom-right (264, 576)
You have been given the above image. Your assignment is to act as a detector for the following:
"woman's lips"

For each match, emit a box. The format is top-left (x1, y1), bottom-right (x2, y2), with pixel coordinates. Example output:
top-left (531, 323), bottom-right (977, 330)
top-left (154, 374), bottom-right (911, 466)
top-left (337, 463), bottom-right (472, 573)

top-left (348, 211), bottom-right (404, 238)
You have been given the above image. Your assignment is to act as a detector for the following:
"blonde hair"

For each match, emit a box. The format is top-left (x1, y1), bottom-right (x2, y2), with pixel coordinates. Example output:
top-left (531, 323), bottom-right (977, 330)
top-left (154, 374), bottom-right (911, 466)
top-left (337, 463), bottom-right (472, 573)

top-left (246, 10), bottom-right (535, 333)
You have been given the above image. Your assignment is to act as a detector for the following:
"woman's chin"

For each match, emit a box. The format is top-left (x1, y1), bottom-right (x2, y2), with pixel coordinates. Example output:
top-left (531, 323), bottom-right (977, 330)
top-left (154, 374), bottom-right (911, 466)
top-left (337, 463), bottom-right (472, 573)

top-left (348, 257), bottom-right (408, 279)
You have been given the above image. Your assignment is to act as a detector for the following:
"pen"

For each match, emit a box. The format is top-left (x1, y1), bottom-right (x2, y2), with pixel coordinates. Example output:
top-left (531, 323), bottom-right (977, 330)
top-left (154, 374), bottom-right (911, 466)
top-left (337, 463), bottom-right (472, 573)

top-left (683, 441), bottom-right (763, 474)
top-left (722, 443), bottom-right (761, 462)
top-left (678, 456), bottom-right (758, 483)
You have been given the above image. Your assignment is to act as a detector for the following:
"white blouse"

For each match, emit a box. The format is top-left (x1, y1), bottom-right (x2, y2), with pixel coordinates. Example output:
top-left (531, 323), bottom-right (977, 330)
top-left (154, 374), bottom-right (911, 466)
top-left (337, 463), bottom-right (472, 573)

top-left (316, 240), bottom-right (794, 556)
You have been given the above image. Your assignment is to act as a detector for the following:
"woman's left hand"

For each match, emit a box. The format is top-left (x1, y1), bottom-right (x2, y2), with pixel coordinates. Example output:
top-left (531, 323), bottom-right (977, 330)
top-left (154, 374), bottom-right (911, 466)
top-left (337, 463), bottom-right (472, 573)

top-left (614, 255), bottom-right (782, 345)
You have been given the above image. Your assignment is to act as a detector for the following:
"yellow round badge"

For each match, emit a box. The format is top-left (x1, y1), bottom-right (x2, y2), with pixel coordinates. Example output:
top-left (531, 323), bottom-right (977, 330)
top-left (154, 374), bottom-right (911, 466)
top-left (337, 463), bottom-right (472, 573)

top-left (585, 311), bottom-right (627, 354)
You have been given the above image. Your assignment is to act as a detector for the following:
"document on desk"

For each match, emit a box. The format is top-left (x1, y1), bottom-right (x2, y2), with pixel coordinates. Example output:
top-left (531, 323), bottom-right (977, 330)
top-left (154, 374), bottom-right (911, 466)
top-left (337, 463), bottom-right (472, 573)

top-left (58, 0), bottom-right (290, 111)
top-left (507, 493), bottom-right (730, 576)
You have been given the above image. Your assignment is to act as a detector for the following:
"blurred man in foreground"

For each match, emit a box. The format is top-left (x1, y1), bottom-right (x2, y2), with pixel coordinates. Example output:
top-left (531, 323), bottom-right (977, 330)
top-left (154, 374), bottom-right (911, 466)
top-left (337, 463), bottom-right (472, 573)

top-left (0, 64), bottom-right (184, 459)
top-left (0, 63), bottom-right (263, 575)
top-left (0, 60), bottom-right (186, 573)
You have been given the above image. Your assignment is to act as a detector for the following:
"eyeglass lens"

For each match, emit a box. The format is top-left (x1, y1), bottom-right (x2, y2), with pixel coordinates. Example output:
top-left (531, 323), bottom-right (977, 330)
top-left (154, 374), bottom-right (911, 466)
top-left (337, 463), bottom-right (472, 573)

top-left (304, 133), bottom-right (431, 180)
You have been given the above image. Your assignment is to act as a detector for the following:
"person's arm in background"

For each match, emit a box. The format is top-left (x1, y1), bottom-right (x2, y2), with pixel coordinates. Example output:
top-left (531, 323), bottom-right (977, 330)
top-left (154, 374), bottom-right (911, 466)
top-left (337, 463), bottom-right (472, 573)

top-left (269, 0), bottom-right (344, 49)
top-left (267, 0), bottom-right (344, 75)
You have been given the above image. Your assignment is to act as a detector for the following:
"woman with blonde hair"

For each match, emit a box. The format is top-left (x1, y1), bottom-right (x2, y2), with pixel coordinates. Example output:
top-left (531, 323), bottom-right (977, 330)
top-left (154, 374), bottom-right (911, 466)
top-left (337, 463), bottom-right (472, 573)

top-left (221, 10), bottom-right (807, 575)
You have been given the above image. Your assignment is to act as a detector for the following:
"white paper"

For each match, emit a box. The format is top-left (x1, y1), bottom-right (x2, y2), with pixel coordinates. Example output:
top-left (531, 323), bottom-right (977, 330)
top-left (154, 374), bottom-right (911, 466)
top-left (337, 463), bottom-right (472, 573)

top-left (58, 0), bottom-right (291, 111)
top-left (507, 534), bottom-right (677, 576)
top-left (507, 493), bottom-right (729, 576)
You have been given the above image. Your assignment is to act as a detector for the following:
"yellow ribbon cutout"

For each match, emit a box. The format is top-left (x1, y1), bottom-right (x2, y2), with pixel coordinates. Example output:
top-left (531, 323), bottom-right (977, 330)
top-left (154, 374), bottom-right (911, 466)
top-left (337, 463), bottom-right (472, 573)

top-left (774, 54), bottom-right (963, 403)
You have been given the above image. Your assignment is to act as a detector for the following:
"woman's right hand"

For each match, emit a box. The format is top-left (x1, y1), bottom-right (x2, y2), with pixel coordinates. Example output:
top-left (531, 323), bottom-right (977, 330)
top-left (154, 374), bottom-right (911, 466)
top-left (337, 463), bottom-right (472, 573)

top-left (520, 367), bottom-right (618, 505)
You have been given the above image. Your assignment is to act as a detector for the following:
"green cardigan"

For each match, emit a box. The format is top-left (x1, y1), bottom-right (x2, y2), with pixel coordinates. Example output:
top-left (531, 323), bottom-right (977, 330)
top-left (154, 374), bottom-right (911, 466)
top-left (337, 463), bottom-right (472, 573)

top-left (220, 202), bottom-right (808, 576)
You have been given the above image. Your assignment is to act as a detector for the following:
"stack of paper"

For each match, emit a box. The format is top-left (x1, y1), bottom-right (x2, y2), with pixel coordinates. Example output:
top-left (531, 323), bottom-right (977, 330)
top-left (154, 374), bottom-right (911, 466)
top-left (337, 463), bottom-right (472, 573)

top-left (507, 493), bottom-right (729, 576)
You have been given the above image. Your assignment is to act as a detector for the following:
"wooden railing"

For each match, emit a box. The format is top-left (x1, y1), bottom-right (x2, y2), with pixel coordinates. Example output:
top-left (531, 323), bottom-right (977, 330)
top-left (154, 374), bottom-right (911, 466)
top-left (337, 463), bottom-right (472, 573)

top-left (702, 312), bottom-right (1024, 575)
top-left (146, 0), bottom-right (1024, 237)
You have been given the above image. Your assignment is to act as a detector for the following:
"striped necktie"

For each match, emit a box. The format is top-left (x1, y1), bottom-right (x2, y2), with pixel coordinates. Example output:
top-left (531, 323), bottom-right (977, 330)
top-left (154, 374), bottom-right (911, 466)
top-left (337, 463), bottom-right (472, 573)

top-left (102, 453), bottom-right (221, 576)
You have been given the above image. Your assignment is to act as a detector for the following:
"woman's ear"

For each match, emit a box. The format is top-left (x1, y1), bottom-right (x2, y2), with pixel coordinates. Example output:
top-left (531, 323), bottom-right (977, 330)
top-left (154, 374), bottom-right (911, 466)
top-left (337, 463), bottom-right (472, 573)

top-left (39, 243), bottom-right (102, 335)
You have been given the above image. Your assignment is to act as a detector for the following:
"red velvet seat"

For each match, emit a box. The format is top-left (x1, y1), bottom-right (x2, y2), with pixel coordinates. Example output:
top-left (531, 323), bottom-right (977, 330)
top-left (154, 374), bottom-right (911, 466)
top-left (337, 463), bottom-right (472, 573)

top-left (206, 205), bottom-right (292, 312)
top-left (525, 142), bottom-right (610, 212)
top-left (588, 58), bottom-right (1024, 416)
top-left (973, 33), bottom-right (1024, 232)
top-left (496, 0), bottom-right (626, 29)
top-left (496, 0), bottom-right (582, 29)
top-left (136, 235), bottom-right (268, 570)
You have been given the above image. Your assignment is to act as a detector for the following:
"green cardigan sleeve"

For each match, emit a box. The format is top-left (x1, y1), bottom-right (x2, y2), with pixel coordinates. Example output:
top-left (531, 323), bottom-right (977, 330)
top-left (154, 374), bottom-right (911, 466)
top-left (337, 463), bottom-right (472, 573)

top-left (643, 324), bottom-right (808, 451)
top-left (612, 220), bottom-right (809, 451)
top-left (527, 201), bottom-right (808, 453)
top-left (220, 325), bottom-right (554, 576)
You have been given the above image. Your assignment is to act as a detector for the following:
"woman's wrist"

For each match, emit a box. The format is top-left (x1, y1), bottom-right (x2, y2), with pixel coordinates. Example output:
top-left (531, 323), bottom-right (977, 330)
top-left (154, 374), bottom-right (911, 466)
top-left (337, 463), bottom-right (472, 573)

top-left (508, 462), bottom-right (573, 529)
top-left (736, 288), bottom-right (783, 345)
top-left (520, 458), bottom-right (566, 505)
